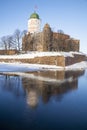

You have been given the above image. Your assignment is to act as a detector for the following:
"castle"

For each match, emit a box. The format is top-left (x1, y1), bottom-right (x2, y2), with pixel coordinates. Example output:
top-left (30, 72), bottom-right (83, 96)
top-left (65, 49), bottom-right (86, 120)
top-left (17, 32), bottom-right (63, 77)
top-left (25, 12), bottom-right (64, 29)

top-left (22, 12), bottom-right (80, 52)
top-left (0, 12), bottom-right (86, 67)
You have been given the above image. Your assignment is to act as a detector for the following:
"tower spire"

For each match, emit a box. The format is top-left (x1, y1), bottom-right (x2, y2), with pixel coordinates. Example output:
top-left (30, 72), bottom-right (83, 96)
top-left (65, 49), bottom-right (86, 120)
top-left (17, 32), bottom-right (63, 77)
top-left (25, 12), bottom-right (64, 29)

top-left (34, 5), bottom-right (38, 12)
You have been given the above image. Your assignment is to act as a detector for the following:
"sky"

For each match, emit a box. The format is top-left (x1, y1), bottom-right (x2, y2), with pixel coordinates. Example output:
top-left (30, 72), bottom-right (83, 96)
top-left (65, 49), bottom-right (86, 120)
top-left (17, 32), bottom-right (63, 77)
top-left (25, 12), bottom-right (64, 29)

top-left (0, 0), bottom-right (87, 53)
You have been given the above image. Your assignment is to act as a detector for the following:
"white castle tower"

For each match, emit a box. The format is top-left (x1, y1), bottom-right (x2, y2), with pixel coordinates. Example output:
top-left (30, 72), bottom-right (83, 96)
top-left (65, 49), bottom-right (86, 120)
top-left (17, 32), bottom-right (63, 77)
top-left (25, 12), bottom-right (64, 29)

top-left (28, 12), bottom-right (41, 34)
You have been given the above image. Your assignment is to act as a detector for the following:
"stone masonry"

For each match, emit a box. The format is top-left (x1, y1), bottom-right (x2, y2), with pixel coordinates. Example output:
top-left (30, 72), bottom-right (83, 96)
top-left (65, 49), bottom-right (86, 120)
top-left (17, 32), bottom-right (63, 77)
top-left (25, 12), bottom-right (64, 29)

top-left (0, 53), bottom-right (86, 67)
top-left (22, 23), bottom-right (80, 52)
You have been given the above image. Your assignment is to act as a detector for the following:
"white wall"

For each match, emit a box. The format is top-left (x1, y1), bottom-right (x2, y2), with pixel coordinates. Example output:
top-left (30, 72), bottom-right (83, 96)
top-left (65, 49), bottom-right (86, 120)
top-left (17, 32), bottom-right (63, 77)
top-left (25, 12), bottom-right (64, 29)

top-left (28, 18), bottom-right (41, 33)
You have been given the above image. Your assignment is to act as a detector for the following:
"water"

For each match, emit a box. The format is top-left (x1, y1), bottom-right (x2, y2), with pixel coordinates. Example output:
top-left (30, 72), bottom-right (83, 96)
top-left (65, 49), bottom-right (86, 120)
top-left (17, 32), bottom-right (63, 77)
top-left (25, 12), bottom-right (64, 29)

top-left (0, 70), bottom-right (87, 130)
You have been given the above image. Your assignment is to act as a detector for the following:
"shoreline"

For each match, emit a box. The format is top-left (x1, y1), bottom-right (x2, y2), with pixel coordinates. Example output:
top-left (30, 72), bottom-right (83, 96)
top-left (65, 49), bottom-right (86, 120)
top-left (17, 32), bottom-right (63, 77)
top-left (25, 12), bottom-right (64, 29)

top-left (0, 61), bottom-right (87, 72)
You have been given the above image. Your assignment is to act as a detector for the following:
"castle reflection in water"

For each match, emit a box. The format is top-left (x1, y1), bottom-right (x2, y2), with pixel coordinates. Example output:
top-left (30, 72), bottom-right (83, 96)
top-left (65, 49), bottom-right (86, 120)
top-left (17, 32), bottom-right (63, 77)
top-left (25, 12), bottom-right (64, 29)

top-left (0, 70), bottom-right (85, 108)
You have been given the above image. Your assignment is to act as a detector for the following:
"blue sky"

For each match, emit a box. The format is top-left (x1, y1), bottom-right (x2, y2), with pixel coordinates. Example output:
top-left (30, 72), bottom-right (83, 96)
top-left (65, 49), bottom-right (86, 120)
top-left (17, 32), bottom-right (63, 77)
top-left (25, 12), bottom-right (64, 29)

top-left (0, 0), bottom-right (87, 53)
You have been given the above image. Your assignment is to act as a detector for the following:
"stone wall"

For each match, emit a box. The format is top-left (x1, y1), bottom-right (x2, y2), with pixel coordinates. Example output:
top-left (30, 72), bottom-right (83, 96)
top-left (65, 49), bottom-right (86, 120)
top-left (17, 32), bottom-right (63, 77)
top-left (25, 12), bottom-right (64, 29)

top-left (0, 56), bottom-right (65, 66)
top-left (0, 54), bottom-right (86, 67)
top-left (53, 33), bottom-right (70, 40)
top-left (0, 50), bottom-right (18, 55)
top-left (65, 54), bottom-right (86, 66)
top-left (22, 23), bottom-right (80, 52)
top-left (22, 33), bottom-right (34, 51)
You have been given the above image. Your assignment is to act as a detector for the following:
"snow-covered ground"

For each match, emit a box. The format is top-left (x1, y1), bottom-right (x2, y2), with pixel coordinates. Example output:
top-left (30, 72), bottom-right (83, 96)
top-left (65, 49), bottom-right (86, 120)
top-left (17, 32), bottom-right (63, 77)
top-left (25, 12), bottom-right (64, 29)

top-left (0, 51), bottom-right (87, 72)
top-left (0, 61), bottom-right (87, 72)
top-left (0, 51), bottom-right (86, 59)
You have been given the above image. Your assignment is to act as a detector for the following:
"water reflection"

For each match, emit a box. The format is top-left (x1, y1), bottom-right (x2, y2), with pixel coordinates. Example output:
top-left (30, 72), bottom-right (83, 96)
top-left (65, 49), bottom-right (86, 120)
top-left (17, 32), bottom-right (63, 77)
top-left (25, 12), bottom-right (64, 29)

top-left (0, 74), bottom-right (25, 97)
top-left (0, 70), bottom-right (85, 109)
top-left (22, 70), bottom-right (85, 107)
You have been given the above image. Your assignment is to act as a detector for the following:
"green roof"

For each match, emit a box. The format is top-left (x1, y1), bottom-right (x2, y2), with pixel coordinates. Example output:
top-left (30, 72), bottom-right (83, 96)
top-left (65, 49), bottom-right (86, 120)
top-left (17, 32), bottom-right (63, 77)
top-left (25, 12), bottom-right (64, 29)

top-left (30, 12), bottom-right (40, 19)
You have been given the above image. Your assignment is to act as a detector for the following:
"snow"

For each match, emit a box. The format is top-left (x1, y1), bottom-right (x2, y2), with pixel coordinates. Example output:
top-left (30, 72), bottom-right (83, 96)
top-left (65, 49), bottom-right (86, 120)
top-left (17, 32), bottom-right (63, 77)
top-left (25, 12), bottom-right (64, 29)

top-left (0, 51), bottom-right (85, 59)
top-left (65, 61), bottom-right (87, 70)
top-left (0, 51), bottom-right (87, 72)
top-left (0, 62), bottom-right (63, 72)
top-left (0, 61), bottom-right (87, 72)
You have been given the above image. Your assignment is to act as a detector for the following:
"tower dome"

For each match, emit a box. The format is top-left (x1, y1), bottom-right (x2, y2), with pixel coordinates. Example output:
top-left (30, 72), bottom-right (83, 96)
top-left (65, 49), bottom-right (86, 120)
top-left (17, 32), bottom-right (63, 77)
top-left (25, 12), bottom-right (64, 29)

top-left (28, 12), bottom-right (41, 34)
top-left (30, 12), bottom-right (40, 19)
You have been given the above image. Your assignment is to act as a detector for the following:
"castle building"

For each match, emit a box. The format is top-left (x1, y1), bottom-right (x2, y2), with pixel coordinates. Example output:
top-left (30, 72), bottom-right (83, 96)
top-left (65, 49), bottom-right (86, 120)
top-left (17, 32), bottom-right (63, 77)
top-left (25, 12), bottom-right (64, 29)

top-left (28, 12), bottom-right (41, 34)
top-left (22, 12), bottom-right (80, 52)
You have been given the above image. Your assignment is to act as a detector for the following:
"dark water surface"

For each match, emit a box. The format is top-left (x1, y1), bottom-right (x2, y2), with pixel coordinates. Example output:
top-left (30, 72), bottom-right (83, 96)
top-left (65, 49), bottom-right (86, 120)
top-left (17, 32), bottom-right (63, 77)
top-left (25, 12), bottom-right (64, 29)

top-left (0, 70), bottom-right (87, 130)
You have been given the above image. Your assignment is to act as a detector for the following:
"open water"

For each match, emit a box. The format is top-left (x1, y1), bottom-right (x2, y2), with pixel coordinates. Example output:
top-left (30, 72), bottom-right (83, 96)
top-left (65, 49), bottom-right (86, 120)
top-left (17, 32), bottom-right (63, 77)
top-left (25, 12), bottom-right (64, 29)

top-left (0, 70), bottom-right (87, 130)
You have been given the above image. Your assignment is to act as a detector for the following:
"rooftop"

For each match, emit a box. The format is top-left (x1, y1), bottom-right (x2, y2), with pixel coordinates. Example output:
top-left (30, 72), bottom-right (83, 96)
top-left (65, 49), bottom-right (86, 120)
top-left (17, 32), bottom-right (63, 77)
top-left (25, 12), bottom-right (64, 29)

top-left (30, 12), bottom-right (40, 19)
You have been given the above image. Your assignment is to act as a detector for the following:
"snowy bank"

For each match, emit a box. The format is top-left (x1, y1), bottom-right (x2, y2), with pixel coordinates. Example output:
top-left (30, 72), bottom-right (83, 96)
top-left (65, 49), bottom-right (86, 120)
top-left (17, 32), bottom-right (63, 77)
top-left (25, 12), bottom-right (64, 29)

top-left (0, 61), bottom-right (87, 72)
top-left (0, 51), bottom-right (86, 67)
top-left (0, 51), bottom-right (85, 59)
top-left (0, 51), bottom-right (86, 72)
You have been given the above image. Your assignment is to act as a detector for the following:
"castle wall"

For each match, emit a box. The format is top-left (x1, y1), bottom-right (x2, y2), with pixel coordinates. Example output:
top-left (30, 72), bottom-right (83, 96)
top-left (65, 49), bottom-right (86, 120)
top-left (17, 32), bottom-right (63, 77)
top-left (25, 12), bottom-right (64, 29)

top-left (65, 53), bottom-right (86, 66)
top-left (28, 18), bottom-right (41, 33)
top-left (0, 50), bottom-right (18, 55)
top-left (0, 56), bottom-right (65, 66)
top-left (0, 54), bottom-right (86, 67)
top-left (22, 24), bottom-right (80, 52)
top-left (53, 33), bottom-right (70, 40)
top-left (22, 33), bottom-right (34, 51)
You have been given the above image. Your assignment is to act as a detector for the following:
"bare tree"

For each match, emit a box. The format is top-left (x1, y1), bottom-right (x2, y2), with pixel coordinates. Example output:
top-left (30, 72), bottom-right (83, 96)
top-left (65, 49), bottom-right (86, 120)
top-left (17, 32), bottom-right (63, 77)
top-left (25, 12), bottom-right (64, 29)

top-left (1, 36), bottom-right (8, 50)
top-left (1, 35), bottom-right (15, 50)
top-left (0, 29), bottom-right (27, 52)
top-left (57, 29), bottom-right (64, 34)
top-left (6, 35), bottom-right (15, 49)
top-left (21, 30), bottom-right (27, 36)
top-left (13, 29), bottom-right (22, 51)
top-left (13, 29), bottom-right (28, 51)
